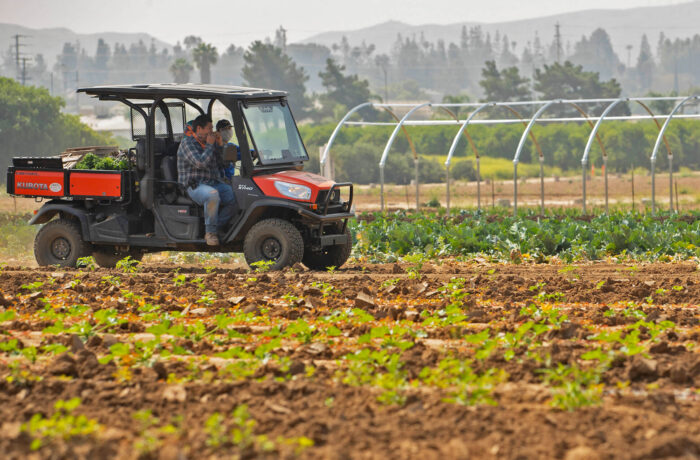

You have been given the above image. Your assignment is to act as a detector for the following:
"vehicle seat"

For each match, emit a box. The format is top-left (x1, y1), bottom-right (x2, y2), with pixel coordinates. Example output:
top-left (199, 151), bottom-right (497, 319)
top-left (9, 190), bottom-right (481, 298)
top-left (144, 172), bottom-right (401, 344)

top-left (160, 155), bottom-right (195, 205)
top-left (136, 138), bottom-right (167, 171)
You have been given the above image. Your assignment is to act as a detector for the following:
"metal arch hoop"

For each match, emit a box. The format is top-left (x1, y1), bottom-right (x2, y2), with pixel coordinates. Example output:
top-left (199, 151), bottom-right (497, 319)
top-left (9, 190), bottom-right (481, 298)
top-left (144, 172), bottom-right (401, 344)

top-left (436, 106), bottom-right (480, 215)
top-left (379, 102), bottom-right (431, 211)
top-left (650, 95), bottom-right (699, 213)
top-left (443, 102), bottom-right (546, 214)
top-left (444, 102), bottom-right (495, 215)
top-left (320, 102), bottom-right (374, 177)
top-left (512, 100), bottom-right (558, 215)
top-left (580, 98), bottom-right (627, 214)
top-left (636, 100), bottom-right (673, 212)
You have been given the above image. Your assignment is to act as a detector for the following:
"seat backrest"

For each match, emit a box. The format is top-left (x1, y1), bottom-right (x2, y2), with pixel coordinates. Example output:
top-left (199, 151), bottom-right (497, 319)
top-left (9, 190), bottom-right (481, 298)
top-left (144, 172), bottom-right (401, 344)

top-left (136, 137), bottom-right (168, 171)
top-left (161, 155), bottom-right (178, 183)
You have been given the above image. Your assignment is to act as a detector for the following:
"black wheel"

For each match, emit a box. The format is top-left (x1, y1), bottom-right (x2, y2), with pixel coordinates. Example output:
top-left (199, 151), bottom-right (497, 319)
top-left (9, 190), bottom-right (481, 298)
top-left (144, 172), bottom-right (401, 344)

top-left (92, 247), bottom-right (144, 268)
top-left (34, 219), bottom-right (92, 268)
top-left (243, 218), bottom-right (303, 270)
top-left (302, 226), bottom-right (352, 271)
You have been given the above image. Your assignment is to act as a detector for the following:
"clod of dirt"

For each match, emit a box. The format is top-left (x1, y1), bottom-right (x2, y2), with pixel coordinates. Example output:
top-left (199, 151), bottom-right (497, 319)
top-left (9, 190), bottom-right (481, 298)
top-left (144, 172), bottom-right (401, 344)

top-left (557, 322), bottom-right (582, 340)
top-left (288, 361), bottom-right (305, 375)
top-left (564, 446), bottom-right (600, 460)
top-left (70, 334), bottom-right (85, 353)
top-left (103, 334), bottom-right (119, 348)
top-left (385, 284), bottom-right (399, 294)
top-left (77, 350), bottom-right (100, 378)
top-left (669, 363), bottom-right (689, 384)
top-left (265, 401), bottom-right (292, 415)
top-left (405, 310), bottom-right (420, 322)
top-left (227, 296), bottom-right (247, 305)
top-left (304, 296), bottom-right (323, 310)
top-left (391, 263), bottom-right (403, 274)
top-left (303, 287), bottom-right (322, 297)
top-left (48, 353), bottom-right (78, 377)
top-left (162, 385), bottom-right (187, 402)
top-left (629, 356), bottom-right (659, 381)
top-left (630, 285), bottom-right (651, 299)
top-left (86, 335), bottom-right (102, 348)
top-left (354, 291), bottom-right (375, 309)
top-left (242, 304), bottom-right (260, 315)
top-left (690, 359), bottom-right (700, 377)
top-left (305, 342), bottom-right (328, 356)
top-left (649, 341), bottom-right (685, 355)
top-left (211, 300), bottom-right (230, 309)
top-left (152, 361), bottom-right (168, 380)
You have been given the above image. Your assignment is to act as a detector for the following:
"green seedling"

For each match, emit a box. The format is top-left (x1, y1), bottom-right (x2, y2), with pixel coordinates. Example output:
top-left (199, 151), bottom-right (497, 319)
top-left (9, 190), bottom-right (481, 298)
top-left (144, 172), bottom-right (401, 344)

top-left (311, 281), bottom-right (341, 298)
top-left (250, 260), bottom-right (274, 273)
top-left (21, 281), bottom-right (44, 293)
top-left (21, 398), bottom-right (101, 451)
top-left (538, 363), bottom-right (603, 411)
top-left (380, 278), bottom-right (400, 289)
top-left (116, 256), bottom-right (141, 273)
top-left (76, 256), bottom-right (97, 272)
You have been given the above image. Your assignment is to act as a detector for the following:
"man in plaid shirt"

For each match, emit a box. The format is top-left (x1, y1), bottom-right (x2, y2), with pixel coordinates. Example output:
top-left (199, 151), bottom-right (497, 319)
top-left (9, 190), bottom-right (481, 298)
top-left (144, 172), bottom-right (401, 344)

top-left (177, 114), bottom-right (236, 246)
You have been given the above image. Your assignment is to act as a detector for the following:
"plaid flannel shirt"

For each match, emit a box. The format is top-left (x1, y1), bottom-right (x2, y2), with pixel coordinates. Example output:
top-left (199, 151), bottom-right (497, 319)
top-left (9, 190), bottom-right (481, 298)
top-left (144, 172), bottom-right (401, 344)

top-left (176, 135), bottom-right (224, 187)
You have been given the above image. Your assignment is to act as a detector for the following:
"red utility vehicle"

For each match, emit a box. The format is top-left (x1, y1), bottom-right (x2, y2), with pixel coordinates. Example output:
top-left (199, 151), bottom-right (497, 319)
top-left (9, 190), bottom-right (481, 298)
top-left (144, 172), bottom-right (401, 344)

top-left (7, 84), bottom-right (354, 270)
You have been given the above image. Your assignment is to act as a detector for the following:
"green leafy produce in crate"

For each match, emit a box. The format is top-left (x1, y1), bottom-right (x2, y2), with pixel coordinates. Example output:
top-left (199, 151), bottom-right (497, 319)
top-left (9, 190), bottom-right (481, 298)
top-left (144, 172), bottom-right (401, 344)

top-left (74, 153), bottom-right (129, 171)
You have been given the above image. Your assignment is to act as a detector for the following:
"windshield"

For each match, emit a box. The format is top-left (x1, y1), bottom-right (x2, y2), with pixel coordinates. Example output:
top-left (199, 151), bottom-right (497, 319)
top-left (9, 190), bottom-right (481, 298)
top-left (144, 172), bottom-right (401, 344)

top-left (242, 102), bottom-right (308, 164)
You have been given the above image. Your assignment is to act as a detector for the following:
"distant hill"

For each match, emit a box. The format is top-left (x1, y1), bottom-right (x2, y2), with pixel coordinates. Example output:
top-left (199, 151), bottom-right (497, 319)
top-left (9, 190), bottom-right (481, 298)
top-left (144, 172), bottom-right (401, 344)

top-left (299, 1), bottom-right (700, 59)
top-left (0, 23), bottom-right (172, 68)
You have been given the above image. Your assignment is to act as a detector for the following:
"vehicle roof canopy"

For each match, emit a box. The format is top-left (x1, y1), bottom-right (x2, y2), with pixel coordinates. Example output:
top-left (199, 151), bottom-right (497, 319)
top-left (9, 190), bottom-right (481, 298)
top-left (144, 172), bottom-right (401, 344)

top-left (78, 83), bottom-right (287, 100)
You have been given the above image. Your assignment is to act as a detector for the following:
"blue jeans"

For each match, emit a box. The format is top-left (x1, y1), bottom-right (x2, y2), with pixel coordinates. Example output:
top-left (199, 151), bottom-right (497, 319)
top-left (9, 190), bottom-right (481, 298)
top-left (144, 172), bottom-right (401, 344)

top-left (187, 181), bottom-right (236, 233)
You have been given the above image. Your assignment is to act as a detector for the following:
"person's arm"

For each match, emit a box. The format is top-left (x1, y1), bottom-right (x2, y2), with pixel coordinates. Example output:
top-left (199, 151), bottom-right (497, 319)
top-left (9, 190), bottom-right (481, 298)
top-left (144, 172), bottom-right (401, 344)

top-left (180, 139), bottom-right (216, 169)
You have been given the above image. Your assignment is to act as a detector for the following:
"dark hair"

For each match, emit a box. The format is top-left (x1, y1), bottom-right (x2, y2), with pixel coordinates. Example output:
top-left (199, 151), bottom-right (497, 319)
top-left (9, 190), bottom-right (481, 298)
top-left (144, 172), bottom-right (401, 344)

top-left (216, 119), bottom-right (232, 131)
top-left (192, 114), bottom-right (212, 130)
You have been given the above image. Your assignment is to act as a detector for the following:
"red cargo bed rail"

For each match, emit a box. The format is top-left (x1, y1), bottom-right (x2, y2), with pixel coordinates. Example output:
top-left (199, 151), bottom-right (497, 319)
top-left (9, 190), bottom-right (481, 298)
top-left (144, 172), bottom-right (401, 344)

top-left (7, 168), bottom-right (129, 200)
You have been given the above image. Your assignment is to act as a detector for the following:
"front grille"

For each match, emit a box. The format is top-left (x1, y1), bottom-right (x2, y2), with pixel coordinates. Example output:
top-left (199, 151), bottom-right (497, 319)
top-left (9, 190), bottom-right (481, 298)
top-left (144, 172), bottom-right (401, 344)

top-left (316, 189), bottom-right (340, 205)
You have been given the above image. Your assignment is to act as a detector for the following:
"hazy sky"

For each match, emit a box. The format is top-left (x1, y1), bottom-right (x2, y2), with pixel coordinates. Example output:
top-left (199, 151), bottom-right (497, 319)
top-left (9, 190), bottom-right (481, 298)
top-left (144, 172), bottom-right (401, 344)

top-left (0, 0), bottom-right (687, 49)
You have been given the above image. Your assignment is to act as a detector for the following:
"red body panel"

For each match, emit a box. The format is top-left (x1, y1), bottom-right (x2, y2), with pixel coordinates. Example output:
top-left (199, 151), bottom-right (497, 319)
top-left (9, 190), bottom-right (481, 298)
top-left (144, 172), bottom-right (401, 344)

top-left (14, 170), bottom-right (65, 197)
top-left (69, 172), bottom-right (122, 197)
top-left (253, 170), bottom-right (334, 202)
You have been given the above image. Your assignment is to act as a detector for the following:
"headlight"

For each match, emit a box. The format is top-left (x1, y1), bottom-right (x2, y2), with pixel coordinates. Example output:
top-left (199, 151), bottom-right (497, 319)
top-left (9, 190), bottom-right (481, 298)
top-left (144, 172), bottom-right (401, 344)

top-left (274, 181), bottom-right (312, 200)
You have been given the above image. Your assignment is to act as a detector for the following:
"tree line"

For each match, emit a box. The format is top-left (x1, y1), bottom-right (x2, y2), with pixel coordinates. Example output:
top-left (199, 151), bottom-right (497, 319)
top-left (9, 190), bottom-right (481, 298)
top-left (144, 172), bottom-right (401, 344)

top-left (5, 25), bottom-right (700, 114)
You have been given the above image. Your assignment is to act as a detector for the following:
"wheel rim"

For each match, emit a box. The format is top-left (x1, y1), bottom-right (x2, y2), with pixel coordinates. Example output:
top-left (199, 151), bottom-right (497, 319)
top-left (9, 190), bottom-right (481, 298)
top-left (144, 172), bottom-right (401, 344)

top-left (260, 237), bottom-right (282, 260)
top-left (51, 237), bottom-right (71, 260)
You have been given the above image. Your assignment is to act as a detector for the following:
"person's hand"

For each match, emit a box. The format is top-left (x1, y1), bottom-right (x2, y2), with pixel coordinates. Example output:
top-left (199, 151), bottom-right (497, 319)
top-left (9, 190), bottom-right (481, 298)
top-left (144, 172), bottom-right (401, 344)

top-left (206, 132), bottom-right (216, 145)
top-left (214, 132), bottom-right (223, 146)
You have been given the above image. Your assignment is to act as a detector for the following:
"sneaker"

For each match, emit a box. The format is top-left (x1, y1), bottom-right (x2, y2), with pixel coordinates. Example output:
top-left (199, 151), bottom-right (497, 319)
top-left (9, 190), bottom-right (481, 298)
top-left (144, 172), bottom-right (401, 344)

top-left (205, 232), bottom-right (219, 246)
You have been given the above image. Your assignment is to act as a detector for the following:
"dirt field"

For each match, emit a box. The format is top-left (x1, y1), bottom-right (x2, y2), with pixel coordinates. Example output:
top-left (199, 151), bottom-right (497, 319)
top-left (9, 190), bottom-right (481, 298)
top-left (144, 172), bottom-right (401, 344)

top-left (0, 261), bottom-right (698, 459)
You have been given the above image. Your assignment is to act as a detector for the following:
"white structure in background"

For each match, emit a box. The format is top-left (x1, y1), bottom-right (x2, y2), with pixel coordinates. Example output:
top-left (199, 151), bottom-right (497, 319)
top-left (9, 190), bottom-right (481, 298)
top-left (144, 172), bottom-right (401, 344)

top-left (321, 96), bottom-right (700, 215)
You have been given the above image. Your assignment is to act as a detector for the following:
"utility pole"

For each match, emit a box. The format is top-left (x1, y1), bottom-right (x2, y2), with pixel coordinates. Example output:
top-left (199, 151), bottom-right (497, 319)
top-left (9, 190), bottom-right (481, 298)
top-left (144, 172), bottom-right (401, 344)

top-left (75, 70), bottom-right (80, 113)
top-left (554, 22), bottom-right (562, 63)
top-left (382, 66), bottom-right (388, 103)
top-left (12, 34), bottom-right (30, 81)
top-left (20, 57), bottom-right (31, 85)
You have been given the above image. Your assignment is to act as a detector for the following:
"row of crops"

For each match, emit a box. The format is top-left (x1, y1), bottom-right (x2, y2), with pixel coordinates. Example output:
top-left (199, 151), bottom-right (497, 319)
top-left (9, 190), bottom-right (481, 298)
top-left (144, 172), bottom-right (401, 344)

top-left (351, 210), bottom-right (700, 262)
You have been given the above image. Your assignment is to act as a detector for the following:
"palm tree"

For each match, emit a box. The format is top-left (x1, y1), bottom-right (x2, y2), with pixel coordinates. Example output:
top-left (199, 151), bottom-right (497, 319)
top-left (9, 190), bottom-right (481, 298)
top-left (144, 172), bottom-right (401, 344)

top-left (169, 58), bottom-right (193, 84)
top-left (192, 43), bottom-right (218, 84)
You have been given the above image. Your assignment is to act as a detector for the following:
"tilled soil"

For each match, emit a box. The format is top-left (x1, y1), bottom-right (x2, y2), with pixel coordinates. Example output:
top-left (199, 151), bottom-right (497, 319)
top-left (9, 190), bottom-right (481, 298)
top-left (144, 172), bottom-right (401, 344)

top-left (0, 261), bottom-right (699, 460)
